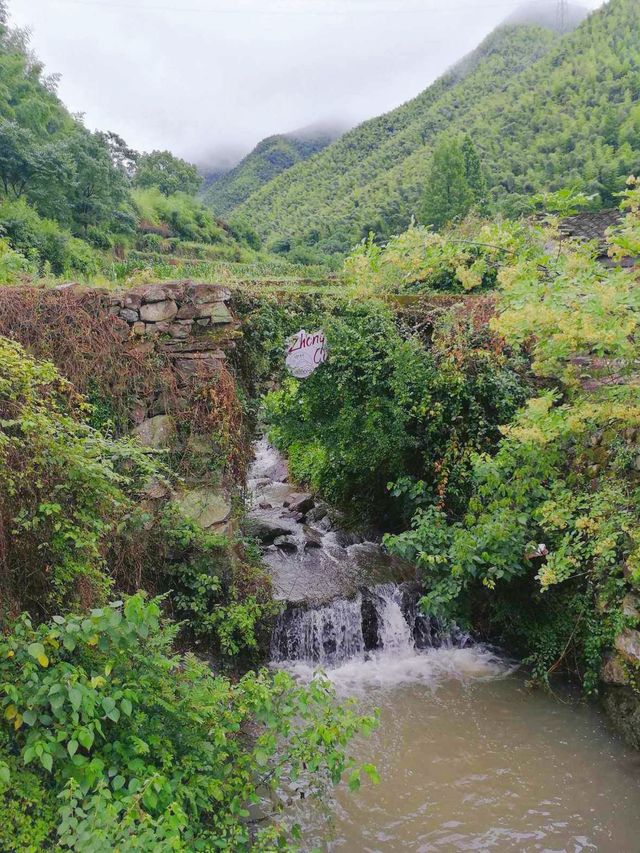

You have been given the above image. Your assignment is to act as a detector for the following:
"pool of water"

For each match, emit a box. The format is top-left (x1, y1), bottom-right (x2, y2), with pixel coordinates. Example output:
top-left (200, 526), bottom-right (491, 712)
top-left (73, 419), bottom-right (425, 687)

top-left (253, 440), bottom-right (640, 852)
top-left (289, 650), bottom-right (640, 852)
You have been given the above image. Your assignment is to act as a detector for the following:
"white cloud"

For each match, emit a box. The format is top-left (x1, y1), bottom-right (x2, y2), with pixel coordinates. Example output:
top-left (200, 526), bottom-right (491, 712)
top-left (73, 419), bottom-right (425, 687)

top-left (9, 0), bottom-right (605, 166)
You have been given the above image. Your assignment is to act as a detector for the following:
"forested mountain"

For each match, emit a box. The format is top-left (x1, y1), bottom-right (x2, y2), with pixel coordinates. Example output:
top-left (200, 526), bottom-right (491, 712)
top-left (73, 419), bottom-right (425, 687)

top-left (233, 0), bottom-right (640, 257)
top-left (503, 1), bottom-right (589, 31)
top-left (0, 4), bottom-right (257, 278)
top-left (202, 124), bottom-right (344, 216)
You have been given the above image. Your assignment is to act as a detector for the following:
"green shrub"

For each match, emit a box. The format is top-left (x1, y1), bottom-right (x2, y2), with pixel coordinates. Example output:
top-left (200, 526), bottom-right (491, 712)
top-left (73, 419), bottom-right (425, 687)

top-left (385, 182), bottom-right (640, 690)
top-left (0, 236), bottom-right (35, 283)
top-left (264, 298), bottom-right (526, 525)
top-left (0, 337), bottom-right (161, 617)
top-left (131, 188), bottom-right (228, 245)
top-left (0, 198), bottom-right (101, 276)
top-left (0, 595), bottom-right (377, 850)
top-left (155, 507), bottom-right (275, 661)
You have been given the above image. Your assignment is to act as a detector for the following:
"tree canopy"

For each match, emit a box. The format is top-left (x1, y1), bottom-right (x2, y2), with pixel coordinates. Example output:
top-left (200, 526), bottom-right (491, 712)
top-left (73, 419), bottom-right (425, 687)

top-left (134, 150), bottom-right (202, 197)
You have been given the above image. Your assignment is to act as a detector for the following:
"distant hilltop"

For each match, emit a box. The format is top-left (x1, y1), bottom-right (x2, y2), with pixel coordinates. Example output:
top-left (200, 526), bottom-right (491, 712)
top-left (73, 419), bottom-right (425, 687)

top-left (504, 1), bottom-right (591, 32)
top-left (201, 121), bottom-right (347, 217)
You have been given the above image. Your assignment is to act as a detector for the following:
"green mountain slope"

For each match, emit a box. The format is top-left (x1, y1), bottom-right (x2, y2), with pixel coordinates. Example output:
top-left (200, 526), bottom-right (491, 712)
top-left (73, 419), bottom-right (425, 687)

top-left (234, 0), bottom-right (640, 256)
top-left (0, 8), bottom-right (257, 276)
top-left (202, 124), bottom-right (343, 217)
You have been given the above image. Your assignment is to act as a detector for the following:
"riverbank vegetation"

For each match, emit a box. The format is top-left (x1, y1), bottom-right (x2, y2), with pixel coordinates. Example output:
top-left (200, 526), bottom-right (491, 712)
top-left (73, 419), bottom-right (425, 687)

top-left (0, 308), bottom-right (376, 849)
top-left (264, 181), bottom-right (640, 694)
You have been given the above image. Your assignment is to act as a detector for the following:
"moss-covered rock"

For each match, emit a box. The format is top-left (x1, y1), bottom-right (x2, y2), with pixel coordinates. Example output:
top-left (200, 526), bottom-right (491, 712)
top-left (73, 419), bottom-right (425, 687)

top-left (602, 685), bottom-right (640, 751)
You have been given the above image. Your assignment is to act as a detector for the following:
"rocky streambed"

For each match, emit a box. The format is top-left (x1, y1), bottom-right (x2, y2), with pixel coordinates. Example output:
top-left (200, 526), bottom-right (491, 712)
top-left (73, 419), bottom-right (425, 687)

top-left (246, 437), bottom-right (412, 603)
top-left (248, 441), bottom-right (640, 852)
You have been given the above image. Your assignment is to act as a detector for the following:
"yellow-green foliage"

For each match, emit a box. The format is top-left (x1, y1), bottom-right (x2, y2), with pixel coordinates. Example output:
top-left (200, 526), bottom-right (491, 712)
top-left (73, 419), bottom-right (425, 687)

top-left (608, 175), bottom-right (640, 261)
top-left (385, 181), bottom-right (640, 689)
top-left (343, 217), bottom-right (537, 294)
top-left (494, 189), bottom-right (640, 386)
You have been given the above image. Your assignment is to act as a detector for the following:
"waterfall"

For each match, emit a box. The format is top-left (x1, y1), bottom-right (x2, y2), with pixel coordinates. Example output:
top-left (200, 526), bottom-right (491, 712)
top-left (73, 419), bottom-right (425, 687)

top-left (271, 582), bottom-right (463, 666)
top-left (374, 583), bottom-right (414, 654)
top-left (271, 593), bottom-right (366, 666)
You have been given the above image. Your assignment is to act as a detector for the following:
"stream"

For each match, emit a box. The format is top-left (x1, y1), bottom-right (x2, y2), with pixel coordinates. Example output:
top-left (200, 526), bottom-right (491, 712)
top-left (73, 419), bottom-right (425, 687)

top-left (248, 441), bottom-right (640, 852)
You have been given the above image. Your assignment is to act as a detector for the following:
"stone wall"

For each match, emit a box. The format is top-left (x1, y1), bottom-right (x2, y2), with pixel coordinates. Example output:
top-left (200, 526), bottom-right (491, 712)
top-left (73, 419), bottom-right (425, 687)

top-left (107, 280), bottom-right (241, 536)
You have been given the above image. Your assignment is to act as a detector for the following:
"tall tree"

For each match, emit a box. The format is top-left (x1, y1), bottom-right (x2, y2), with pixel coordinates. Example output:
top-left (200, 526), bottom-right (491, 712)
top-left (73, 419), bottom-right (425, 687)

top-left (462, 135), bottom-right (488, 211)
top-left (99, 131), bottom-right (138, 180)
top-left (421, 136), bottom-right (472, 230)
top-left (134, 150), bottom-right (201, 197)
top-left (67, 131), bottom-right (130, 234)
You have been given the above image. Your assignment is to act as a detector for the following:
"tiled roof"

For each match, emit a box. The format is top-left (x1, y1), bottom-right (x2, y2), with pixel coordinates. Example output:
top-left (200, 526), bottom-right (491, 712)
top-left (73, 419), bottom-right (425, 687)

top-left (559, 209), bottom-right (622, 247)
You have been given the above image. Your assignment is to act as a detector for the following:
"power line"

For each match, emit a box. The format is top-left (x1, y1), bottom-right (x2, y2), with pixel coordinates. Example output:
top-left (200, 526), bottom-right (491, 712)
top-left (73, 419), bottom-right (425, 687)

top-left (37, 0), bottom-right (522, 17)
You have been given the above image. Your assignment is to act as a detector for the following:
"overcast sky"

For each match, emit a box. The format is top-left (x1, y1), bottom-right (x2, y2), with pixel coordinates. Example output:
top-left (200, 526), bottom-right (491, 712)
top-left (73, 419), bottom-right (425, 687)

top-left (9, 0), bottom-right (605, 168)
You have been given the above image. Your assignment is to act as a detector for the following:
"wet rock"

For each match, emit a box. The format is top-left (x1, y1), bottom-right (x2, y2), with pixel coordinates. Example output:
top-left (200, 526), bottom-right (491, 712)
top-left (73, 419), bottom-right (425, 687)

top-left (333, 529), bottom-right (364, 548)
top-left (140, 300), bottom-right (178, 323)
top-left (258, 501), bottom-right (273, 510)
top-left (313, 514), bottom-right (333, 533)
top-left (306, 504), bottom-right (329, 524)
top-left (602, 685), bottom-right (640, 750)
top-left (133, 414), bottom-right (176, 448)
top-left (284, 493), bottom-right (314, 514)
top-left (302, 526), bottom-right (323, 549)
top-left (361, 589), bottom-right (380, 651)
top-left (174, 487), bottom-right (231, 531)
top-left (247, 518), bottom-right (294, 544)
top-left (601, 652), bottom-right (629, 685)
top-left (615, 629), bottom-right (640, 664)
top-left (274, 535), bottom-right (298, 553)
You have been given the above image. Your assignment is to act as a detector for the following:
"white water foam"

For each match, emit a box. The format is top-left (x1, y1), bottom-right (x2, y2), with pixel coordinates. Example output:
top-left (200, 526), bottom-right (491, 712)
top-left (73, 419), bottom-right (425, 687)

top-left (279, 645), bottom-right (514, 694)
top-left (273, 583), bottom-right (515, 693)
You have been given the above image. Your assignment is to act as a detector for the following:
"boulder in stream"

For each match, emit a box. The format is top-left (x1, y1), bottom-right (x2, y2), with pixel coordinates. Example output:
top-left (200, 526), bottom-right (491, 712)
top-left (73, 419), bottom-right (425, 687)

top-left (284, 493), bottom-right (315, 514)
top-left (246, 517), bottom-right (294, 544)
top-left (302, 525), bottom-right (323, 549)
top-left (274, 535), bottom-right (298, 553)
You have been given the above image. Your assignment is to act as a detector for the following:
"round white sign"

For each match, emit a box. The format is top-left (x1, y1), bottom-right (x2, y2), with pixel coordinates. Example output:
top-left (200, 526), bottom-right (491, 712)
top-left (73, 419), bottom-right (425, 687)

top-left (285, 329), bottom-right (328, 379)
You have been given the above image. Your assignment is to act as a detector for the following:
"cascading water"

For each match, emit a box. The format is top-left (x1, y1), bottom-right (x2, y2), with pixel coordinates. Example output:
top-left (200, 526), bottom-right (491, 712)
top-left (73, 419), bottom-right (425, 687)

top-left (271, 583), bottom-right (449, 666)
top-left (250, 441), bottom-right (640, 850)
top-left (269, 582), bottom-right (502, 692)
top-left (271, 593), bottom-right (366, 666)
top-left (249, 439), bottom-right (505, 688)
top-left (373, 583), bottom-right (415, 654)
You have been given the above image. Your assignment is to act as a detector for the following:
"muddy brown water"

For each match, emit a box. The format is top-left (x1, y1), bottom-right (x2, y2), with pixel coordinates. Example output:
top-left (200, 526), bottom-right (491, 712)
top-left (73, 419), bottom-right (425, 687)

top-left (290, 660), bottom-right (640, 852)
top-left (251, 441), bottom-right (640, 851)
